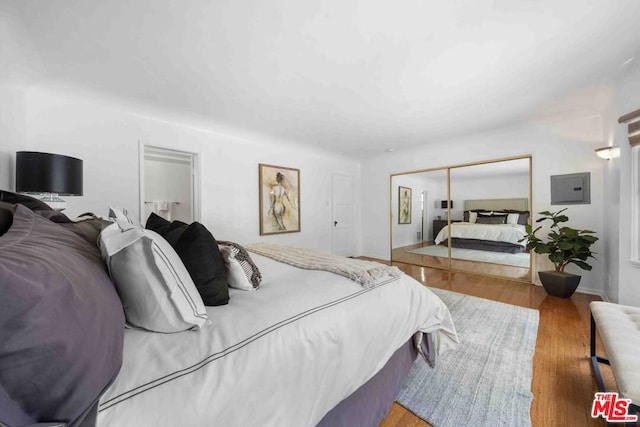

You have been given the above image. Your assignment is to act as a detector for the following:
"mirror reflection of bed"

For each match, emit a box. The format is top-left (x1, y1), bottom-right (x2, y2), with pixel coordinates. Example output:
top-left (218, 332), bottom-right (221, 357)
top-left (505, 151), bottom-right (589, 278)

top-left (391, 157), bottom-right (531, 282)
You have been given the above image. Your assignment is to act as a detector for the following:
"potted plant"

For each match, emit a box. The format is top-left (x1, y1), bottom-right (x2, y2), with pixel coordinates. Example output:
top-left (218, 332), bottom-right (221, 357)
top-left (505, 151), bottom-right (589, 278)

top-left (520, 209), bottom-right (598, 298)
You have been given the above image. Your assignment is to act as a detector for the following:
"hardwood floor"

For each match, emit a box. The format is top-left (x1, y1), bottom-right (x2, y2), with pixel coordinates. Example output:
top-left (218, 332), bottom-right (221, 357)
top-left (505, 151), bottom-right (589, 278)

top-left (365, 259), bottom-right (614, 427)
top-left (391, 241), bottom-right (530, 281)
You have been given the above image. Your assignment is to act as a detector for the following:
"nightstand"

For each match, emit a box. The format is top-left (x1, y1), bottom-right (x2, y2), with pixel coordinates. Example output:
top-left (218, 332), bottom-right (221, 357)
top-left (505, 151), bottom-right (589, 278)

top-left (432, 219), bottom-right (460, 240)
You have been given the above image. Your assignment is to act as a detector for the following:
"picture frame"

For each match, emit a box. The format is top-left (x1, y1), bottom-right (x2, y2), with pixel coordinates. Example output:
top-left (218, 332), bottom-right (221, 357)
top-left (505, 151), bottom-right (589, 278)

top-left (398, 186), bottom-right (412, 224)
top-left (259, 164), bottom-right (301, 235)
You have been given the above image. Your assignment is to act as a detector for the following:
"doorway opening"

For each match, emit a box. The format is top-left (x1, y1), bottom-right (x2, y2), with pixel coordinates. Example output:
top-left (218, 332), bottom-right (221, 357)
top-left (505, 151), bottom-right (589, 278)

top-left (140, 145), bottom-right (199, 225)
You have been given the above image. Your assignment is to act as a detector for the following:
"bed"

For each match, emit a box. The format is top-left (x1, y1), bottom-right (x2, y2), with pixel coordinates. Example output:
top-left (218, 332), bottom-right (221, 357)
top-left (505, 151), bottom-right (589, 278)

top-left (0, 193), bottom-right (458, 427)
top-left (434, 198), bottom-right (530, 254)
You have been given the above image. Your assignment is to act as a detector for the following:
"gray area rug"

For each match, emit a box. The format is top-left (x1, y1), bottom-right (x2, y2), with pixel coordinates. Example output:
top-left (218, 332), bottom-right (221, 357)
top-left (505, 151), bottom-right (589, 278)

top-left (406, 245), bottom-right (530, 268)
top-left (396, 288), bottom-right (539, 427)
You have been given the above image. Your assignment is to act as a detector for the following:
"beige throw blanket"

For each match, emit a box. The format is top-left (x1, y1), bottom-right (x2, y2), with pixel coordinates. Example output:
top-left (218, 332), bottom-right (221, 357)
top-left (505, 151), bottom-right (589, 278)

top-left (247, 243), bottom-right (402, 288)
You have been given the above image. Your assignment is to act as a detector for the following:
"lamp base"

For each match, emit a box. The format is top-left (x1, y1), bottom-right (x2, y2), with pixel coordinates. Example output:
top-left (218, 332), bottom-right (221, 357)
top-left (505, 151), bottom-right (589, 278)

top-left (39, 193), bottom-right (67, 211)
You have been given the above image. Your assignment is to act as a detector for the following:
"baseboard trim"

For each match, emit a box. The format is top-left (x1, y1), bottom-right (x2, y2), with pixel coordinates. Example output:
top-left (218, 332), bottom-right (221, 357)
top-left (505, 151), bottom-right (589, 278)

top-left (575, 286), bottom-right (607, 301)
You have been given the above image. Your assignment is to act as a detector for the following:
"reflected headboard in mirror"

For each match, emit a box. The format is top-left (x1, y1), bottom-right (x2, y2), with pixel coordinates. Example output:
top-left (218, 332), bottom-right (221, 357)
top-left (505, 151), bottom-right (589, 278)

top-left (464, 198), bottom-right (528, 212)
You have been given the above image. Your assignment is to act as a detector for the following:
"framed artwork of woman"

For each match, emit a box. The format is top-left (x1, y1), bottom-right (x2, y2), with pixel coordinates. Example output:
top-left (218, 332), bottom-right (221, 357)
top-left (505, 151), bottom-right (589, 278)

top-left (259, 164), bottom-right (300, 235)
top-left (398, 186), bottom-right (412, 224)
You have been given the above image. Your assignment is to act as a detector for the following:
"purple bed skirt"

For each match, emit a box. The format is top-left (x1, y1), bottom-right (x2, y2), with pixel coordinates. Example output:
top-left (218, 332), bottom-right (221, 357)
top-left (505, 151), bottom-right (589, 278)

top-left (447, 238), bottom-right (525, 254)
top-left (316, 338), bottom-right (419, 427)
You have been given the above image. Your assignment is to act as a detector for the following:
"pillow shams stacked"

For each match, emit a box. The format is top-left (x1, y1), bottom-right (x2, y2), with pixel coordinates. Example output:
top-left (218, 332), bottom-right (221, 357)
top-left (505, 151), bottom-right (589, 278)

top-left (493, 211), bottom-right (520, 225)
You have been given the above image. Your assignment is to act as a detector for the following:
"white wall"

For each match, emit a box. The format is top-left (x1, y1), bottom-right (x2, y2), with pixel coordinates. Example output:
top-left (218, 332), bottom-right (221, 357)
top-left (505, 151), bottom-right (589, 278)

top-left (449, 171), bottom-right (529, 220)
top-left (2, 80), bottom-right (631, 301)
top-left (361, 122), bottom-right (606, 295)
top-left (2, 85), bottom-right (361, 254)
top-left (608, 61), bottom-right (640, 307)
top-left (0, 84), bottom-right (26, 190)
top-left (391, 174), bottom-right (432, 248)
top-left (423, 175), bottom-right (447, 239)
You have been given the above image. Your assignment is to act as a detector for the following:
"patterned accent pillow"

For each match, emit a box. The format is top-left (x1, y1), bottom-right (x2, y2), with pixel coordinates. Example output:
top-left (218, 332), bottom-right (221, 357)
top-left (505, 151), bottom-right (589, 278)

top-left (218, 241), bottom-right (262, 290)
top-left (476, 215), bottom-right (507, 225)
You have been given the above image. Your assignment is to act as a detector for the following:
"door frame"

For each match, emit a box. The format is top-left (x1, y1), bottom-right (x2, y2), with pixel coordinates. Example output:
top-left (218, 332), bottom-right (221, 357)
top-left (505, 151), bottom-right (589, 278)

top-left (138, 141), bottom-right (201, 225)
top-left (389, 154), bottom-right (533, 283)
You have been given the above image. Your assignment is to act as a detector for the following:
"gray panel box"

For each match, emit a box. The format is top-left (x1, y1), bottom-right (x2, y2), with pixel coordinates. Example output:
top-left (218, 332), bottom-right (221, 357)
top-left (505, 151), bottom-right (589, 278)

top-left (550, 172), bottom-right (590, 205)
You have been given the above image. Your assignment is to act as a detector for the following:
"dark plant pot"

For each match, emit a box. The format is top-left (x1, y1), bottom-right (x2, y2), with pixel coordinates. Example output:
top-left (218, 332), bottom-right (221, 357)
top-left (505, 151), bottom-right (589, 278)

top-left (538, 271), bottom-right (582, 298)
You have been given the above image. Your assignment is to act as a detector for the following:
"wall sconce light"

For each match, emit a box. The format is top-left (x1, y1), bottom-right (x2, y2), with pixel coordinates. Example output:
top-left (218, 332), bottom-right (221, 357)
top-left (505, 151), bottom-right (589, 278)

top-left (15, 151), bottom-right (83, 210)
top-left (595, 146), bottom-right (620, 160)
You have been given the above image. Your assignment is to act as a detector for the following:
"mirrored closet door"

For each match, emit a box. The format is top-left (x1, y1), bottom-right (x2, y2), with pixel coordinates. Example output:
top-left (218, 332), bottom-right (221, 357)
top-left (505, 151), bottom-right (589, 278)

top-left (390, 156), bottom-right (532, 282)
top-left (391, 169), bottom-right (451, 270)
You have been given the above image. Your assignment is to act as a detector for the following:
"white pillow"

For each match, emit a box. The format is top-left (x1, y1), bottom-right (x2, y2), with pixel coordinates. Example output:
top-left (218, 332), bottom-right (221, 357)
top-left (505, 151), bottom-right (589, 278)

top-left (99, 219), bottom-right (209, 333)
top-left (506, 213), bottom-right (520, 225)
top-left (468, 212), bottom-right (478, 223)
top-left (218, 242), bottom-right (262, 290)
top-left (108, 206), bottom-right (141, 228)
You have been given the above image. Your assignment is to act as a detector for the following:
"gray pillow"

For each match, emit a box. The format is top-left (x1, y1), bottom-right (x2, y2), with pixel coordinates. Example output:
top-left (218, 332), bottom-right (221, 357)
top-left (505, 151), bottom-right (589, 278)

top-left (0, 205), bottom-right (125, 426)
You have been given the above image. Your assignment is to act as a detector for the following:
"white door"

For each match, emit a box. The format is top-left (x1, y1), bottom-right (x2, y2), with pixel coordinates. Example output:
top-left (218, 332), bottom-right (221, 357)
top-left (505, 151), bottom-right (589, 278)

top-left (332, 174), bottom-right (354, 256)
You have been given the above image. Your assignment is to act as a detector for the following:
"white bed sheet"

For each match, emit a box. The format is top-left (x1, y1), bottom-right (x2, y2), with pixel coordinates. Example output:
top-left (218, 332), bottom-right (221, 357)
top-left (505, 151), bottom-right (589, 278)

top-left (435, 222), bottom-right (527, 247)
top-left (97, 254), bottom-right (457, 427)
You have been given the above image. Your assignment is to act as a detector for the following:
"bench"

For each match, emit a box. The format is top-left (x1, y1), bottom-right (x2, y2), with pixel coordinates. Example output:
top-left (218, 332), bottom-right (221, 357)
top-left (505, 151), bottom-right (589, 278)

top-left (590, 301), bottom-right (640, 426)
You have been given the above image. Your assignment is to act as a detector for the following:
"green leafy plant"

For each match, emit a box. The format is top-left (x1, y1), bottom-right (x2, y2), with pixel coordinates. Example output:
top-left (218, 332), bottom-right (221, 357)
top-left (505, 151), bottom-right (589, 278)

top-left (520, 208), bottom-right (598, 272)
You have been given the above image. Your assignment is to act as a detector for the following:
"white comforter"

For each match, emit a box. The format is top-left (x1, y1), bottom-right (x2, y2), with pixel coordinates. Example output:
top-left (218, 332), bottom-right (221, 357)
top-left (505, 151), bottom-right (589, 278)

top-left (435, 222), bottom-right (527, 247)
top-left (97, 254), bottom-right (458, 426)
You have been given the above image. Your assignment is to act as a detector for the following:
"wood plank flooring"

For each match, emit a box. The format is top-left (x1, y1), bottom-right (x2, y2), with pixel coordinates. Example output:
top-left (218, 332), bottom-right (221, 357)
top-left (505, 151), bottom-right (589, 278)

top-left (361, 259), bottom-right (615, 427)
top-left (392, 241), bottom-right (530, 281)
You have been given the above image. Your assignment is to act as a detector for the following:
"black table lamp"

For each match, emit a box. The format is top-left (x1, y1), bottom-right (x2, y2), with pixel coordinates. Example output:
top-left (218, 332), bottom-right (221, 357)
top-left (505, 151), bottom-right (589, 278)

top-left (16, 151), bottom-right (83, 209)
top-left (441, 200), bottom-right (453, 220)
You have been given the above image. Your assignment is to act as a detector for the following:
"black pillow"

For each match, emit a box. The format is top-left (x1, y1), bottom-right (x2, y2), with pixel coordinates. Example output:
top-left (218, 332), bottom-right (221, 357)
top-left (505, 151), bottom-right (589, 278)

top-left (146, 213), bottom-right (229, 306)
top-left (463, 209), bottom-right (490, 222)
top-left (0, 202), bottom-right (15, 237)
top-left (0, 189), bottom-right (53, 211)
top-left (0, 204), bottom-right (125, 426)
top-left (145, 211), bottom-right (173, 235)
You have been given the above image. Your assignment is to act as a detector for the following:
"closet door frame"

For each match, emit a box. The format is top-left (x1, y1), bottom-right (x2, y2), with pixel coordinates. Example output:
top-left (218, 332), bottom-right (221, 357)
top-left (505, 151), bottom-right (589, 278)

top-left (389, 154), bottom-right (533, 283)
top-left (138, 141), bottom-right (201, 225)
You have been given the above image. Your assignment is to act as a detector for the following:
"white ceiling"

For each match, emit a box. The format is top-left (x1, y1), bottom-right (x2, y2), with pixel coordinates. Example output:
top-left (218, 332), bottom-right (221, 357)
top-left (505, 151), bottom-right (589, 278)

top-left (3, 0), bottom-right (640, 157)
top-left (395, 156), bottom-right (529, 181)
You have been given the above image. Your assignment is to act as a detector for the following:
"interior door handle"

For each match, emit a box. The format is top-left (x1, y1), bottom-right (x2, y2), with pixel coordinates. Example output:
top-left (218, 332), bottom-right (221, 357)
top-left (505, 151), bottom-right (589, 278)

top-left (334, 221), bottom-right (338, 227)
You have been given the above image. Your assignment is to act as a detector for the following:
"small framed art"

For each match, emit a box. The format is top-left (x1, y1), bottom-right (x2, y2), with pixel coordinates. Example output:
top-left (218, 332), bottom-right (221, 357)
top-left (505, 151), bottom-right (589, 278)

top-left (259, 164), bottom-right (300, 235)
top-left (398, 186), bottom-right (412, 224)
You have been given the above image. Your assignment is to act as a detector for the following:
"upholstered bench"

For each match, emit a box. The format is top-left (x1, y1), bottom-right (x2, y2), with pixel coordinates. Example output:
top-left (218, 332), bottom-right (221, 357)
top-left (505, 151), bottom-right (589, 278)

top-left (590, 301), bottom-right (640, 425)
